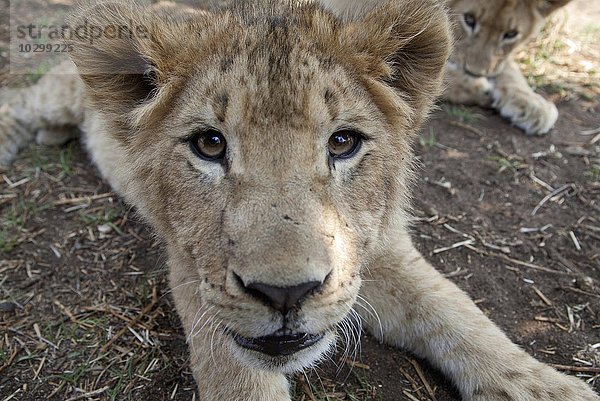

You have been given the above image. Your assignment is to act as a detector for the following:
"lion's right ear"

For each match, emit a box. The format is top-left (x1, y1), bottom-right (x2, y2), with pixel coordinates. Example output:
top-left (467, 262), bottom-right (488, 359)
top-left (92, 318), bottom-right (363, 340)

top-left (65, 2), bottom-right (208, 123)
top-left (341, 0), bottom-right (451, 125)
top-left (536, 0), bottom-right (573, 16)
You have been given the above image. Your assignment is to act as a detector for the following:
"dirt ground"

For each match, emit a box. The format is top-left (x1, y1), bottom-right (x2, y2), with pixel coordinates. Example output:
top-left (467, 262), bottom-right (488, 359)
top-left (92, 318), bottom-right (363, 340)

top-left (1, 1), bottom-right (599, 400)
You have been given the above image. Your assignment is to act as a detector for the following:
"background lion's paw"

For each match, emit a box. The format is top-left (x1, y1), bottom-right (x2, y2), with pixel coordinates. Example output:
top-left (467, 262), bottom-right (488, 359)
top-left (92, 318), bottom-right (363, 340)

top-left (493, 89), bottom-right (558, 135)
top-left (0, 139), bottom-right (18, 170)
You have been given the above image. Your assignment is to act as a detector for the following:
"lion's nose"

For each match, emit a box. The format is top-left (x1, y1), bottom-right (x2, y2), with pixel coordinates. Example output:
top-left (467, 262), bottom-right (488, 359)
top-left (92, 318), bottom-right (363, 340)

top-left (243, 279), bottom-right (323, 314)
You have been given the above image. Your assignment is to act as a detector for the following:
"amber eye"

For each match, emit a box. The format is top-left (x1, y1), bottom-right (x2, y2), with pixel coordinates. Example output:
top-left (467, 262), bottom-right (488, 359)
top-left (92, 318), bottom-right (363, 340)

top-left (328, 130), bottom-right (361, 159)
top-left (503, 30), bottom-right (519, 40)
top-left (191, 129), bottom-right (227, 161)
top-left (464, 13), bottom-right (476, 30)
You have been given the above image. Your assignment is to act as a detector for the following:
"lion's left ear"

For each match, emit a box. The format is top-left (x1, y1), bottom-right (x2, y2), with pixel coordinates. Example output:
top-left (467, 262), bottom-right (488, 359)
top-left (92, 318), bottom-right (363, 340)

top-left (342, 0), bottom-right (451, 119)
top-left (537, 0), bottom-right (573, 16)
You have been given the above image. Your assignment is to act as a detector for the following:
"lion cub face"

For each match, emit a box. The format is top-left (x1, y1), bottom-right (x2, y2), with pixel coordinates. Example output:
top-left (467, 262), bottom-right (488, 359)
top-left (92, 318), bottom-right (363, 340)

top-left (448, 0), bottom-right (572, 77)
top-left (68, 0), bottom-right (450, 373)
top-left (164, 45), bottom-right (400, 372)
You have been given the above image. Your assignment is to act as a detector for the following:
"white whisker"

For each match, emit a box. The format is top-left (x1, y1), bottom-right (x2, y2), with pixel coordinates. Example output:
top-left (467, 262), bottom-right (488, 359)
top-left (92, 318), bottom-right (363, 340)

top-left (188, 305), bottom-right (215, 343)
top-left (355, 294), bottom-right (383, 341)
top-left (310, 366), bottom-right (327, 398)
top-left (162, 279), bottom-right (203, 298)
top-left (209, 317), bottom-right (224, 367)
top-left (191, 305), bottom-right (217, 339)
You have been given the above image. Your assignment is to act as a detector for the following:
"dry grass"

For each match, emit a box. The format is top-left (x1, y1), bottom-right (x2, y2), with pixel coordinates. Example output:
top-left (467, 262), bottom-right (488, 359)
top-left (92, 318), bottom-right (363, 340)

top-left (516, 11), bottom-right (600, 102)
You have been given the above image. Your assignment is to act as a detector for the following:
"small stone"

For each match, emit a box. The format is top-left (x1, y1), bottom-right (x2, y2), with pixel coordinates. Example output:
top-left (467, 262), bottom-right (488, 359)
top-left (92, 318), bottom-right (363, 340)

top-left (97, 224), bottom-right (113, 234)
top-left (0, 301), bottom-right (17, 313)
top-left (564, 146), bottom-right (592, 156)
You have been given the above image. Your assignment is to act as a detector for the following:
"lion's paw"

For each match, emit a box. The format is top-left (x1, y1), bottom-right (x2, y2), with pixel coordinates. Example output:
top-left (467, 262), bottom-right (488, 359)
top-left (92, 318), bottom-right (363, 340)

top-left (36, 127), bottom-right (78, 146)
top-left (0, 136), bottom-right (18, 170)
top-left (492, 88), bottom-right (558, 135)
top-left (468, 365), bottom-right (598, 401)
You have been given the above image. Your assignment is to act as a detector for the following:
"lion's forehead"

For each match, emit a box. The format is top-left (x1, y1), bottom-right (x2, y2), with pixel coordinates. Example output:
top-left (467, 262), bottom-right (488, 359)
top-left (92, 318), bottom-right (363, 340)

top-left (175, 46), bottom-right (377, 157)
top-left (452, 0), bottom-right (536, 32)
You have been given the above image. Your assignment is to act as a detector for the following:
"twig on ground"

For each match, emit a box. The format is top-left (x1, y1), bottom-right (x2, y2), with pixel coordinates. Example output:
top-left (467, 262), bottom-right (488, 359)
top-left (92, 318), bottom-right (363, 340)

top-left (535, 316), bottom-right (561, 323)
top-left (82, 305), bottom-right (134, 324)
top-left (464, 244), bottom-right (568, 275)
top-left (568, 231), bottom-right (582, 251)
top-left (433, 239), bottom-right (474, 254)
top-left (53, 299), bottom-right (94, 329)
top-left (100, 286), bottom-right (158, 353)
top-left (560, 287), bottom-right (600, 299)
top-left (550, 364), bottom-right (600, 373)
top-left (64, 386), bottom-right (110, 401)
top-left (1, 388), bottom-right (21, 401)
top-left (0, 347), bottom-right (20, 374)
top-left (520, 224), bottom-right (553, 234)
top-left (344, 358), bottom-right (370, 370)
top-left (297, 374), bottom-right (318, 401)
top-left (399, 367), bottom-right (424, 399)
top-left (448, 120), bottom-right (484, 137)
top-left (402, 391), bottom-right (422, 401)
top-left (531, 184), bottom-right (574, 216)
top-left (529, 171), bottom-right (555, 191)
top-left (32, 356), bottom-right (46, 380)
top-left (532, 286), bottom-right (553, 306)
top-left (579, 127), bottom-right (600, 136)
top-left (407, 358), bottom-right (438, 401)
top-left (54, 192), bottom-right (114, 206)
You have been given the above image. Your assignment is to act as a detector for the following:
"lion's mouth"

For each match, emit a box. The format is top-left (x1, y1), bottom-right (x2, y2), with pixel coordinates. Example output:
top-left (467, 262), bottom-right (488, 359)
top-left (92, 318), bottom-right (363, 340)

top-left (233, 331), bottom-right (325, 357)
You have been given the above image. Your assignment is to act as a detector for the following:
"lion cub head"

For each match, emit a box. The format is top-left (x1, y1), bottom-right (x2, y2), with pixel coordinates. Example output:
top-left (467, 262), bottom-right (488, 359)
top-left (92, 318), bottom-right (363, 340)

top-left (448, 0), bottom-right (572, 77)
top-left (67, 0), bottom-right (450, 373)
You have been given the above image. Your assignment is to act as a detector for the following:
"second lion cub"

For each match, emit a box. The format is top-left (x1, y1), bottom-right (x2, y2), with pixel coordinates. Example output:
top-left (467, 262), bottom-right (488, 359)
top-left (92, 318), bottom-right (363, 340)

top-left (323, 0), bottom-right (574, 135)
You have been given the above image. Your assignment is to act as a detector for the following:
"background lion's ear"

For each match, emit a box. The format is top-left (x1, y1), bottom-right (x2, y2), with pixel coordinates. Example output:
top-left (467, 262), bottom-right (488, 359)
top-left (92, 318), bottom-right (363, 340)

top-left (537, 0), bottom-right (573, 16)
top-left (342, 0), bottom-right (451, 118)
top-left (65, 2), bottom-right (206, 118)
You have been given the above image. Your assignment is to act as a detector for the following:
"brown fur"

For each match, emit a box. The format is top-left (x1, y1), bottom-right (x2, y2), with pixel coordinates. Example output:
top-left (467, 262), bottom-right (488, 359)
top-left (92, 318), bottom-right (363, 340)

top-left (0, 1), bottom-right (598, 400)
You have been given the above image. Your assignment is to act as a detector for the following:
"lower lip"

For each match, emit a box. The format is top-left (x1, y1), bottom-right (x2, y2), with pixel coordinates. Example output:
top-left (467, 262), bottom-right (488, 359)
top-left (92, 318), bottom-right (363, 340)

top-left (233, 332), bottom-right (325, 357)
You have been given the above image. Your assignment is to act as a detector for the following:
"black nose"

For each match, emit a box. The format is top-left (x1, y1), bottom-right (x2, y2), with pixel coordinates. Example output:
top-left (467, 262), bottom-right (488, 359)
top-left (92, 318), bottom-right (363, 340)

top-left (239, 277), bottom-right (322, 314)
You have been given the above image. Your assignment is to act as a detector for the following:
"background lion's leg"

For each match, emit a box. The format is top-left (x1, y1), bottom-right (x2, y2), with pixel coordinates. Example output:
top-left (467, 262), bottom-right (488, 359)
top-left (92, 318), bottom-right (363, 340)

top-left (0, 61), bottom-right (85, 169)
top-left (358, 233), bottom-right (598, 401)
top-left (492, 59), bottom-right (559, 136)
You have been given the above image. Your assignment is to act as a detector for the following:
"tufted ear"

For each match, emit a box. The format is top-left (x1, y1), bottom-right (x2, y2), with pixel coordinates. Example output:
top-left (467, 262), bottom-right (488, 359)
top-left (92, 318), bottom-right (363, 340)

top-left (65, 1), bottom-right (209, 124)
top-left (341, 0), bottom-right (451, 117)
top-left (537, 0), bottom-right (573, 16)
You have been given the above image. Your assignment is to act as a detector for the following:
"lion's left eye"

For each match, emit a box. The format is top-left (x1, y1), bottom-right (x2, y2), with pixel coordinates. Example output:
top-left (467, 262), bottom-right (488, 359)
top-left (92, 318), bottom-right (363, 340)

top-left (328, 130), bottom-right (362, 159)
top-left (503, 30), bottom-right (519, 40)
top-left (463, 13), bottom-right (477, 30)
top-left (190, 129), bottom-right (227, 161)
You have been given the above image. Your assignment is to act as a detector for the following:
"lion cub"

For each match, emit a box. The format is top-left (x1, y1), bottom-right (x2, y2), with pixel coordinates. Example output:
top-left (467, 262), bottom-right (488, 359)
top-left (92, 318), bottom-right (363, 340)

top-left (324, 0), bottom-right (573, 135)
top-left (0, 0), bottom-right (598, 400)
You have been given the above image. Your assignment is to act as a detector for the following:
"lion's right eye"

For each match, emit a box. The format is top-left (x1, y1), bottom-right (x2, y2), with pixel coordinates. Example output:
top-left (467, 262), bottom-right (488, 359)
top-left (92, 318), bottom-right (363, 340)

top-left (463, 13), bottom-right (476, 31)
top-left (328, 130), bottom-right (362, 159)
top-left (190, 129), bottom-right (227, 161)
top-left (503, 30), bottom-right (519, 41)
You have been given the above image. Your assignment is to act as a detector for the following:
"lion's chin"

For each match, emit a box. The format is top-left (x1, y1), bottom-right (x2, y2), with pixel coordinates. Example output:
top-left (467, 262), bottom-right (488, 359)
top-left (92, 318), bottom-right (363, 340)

top-left (226, 330), bottom-right (336, 374)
